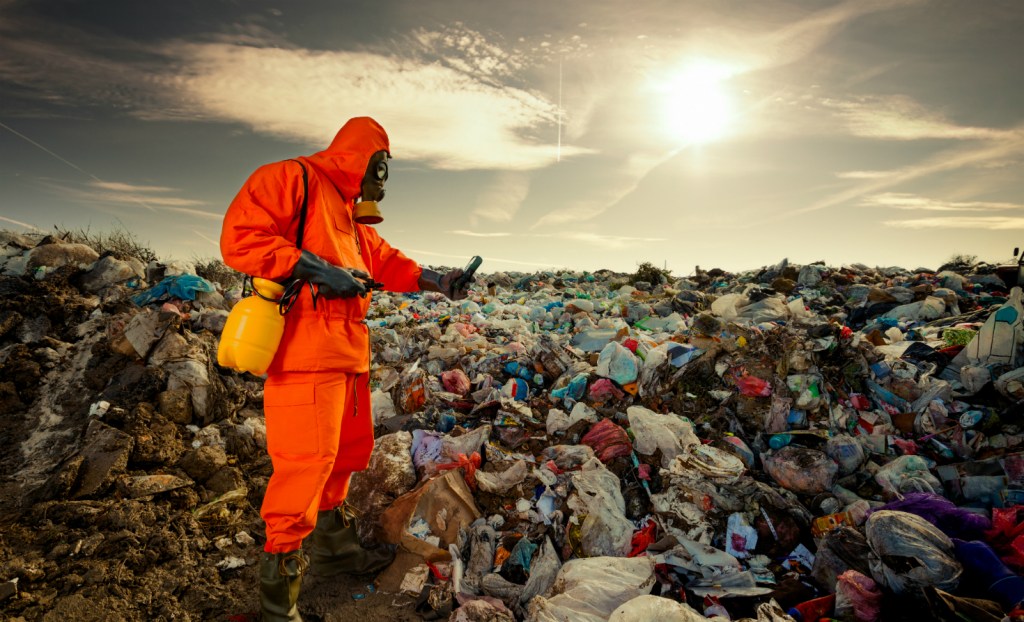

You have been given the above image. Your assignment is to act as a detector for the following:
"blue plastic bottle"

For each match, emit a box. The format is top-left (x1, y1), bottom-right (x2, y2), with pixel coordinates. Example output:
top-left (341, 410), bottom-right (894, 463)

top-left (769, 434), bottom-right (794, 450)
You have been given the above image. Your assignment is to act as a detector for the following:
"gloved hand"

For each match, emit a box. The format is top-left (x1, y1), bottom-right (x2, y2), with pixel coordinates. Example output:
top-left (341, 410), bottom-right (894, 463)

top-left (419, 268), bottom-right (469, 301)
top-left (291, 250), bottom-right (369, 299)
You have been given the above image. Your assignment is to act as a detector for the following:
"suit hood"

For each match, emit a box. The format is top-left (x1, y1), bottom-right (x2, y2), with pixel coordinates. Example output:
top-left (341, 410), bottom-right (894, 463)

top-left (305, 117), bottom-right (390, 203)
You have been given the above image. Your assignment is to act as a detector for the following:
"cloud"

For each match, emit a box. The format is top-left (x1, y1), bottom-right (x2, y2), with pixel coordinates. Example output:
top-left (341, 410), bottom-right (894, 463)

top-left (748, 0), bottom-right (926, 72)
top-left (191, 229), bottom-right (220, 247)
top-left (837, 170), bottom-right (892, 180)
top-left (865, 193), bottom-right (1024, 212)
top-left (783, 125), bottom-right (1024, 218)
top-left (826, 95), bottom-right (1008, 140)
top-left (156, 39), bottom-right (590, 171)
top-left (534, 231), bottom-right (667, 249)
top-left (472, 172), bottom-right (531, 224)
top-left (0, 215), bottom-right (41, 230)
top-left (76, 180), bottom-right (208, 211)
top-left (448, 229), bottom-right (512, 237)
top-left (884, 216), bottom-right (1024, 230)
top-left (91, 181), bottom-right (179, 193)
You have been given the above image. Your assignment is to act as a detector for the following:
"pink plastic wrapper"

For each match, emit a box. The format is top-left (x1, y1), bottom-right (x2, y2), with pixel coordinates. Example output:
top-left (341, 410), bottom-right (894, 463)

top-left (588, 378), bottom-right (625, 402)
top-left (580, 418), bottom-right (633, 463)
top-left (834, 570), bottom-right (882, 622)
top-left (441, 369), bottom-right (471, 396)
top-left (452, 322), bottom-right (478, 338)
top-left (849, 394), bottom-right (871, 410)
top-left (734, 373), bottom-right (772, 397)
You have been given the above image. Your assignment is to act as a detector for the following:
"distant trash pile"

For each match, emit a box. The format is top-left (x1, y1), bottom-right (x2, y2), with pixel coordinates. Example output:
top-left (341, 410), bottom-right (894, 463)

top-left (4, 229), bottom-right (1024, 621)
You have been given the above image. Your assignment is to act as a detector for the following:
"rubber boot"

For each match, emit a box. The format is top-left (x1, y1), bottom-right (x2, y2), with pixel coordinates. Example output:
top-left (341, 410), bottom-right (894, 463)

top-left (309, 503), bottom-right (395, 576)
top-left (259, 550), bottom-right (307, 622)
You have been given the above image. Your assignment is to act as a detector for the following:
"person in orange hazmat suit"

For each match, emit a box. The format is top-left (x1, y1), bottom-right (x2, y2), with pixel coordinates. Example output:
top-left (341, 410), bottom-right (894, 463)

top-left (220, 117), bottom-right (471, 621)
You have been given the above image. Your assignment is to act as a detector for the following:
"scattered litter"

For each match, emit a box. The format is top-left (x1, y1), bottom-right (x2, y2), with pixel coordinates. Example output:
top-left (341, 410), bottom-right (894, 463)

top-left (7, 231), bottom-right (1024, 620)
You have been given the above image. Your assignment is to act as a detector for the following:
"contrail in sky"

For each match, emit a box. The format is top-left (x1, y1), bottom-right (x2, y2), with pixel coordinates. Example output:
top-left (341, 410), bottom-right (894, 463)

top-left (557, 58), bottom-right (562, 163)
top-left (0, 119), bottom-right (157, 212)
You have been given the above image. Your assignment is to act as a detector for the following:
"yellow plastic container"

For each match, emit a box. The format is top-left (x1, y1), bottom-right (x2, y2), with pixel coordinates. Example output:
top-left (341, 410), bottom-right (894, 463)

top-left (217, 278), bottom-right (286, 375)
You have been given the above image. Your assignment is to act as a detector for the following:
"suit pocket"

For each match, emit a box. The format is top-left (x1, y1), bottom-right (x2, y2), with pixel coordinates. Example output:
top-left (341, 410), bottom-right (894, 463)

top-left (264, 383), bottom-right (319, 455)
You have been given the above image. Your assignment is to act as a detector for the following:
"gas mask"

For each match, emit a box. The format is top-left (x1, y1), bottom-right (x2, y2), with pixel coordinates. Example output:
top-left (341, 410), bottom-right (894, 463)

top-left (353, 150), bottom-right (389, 224)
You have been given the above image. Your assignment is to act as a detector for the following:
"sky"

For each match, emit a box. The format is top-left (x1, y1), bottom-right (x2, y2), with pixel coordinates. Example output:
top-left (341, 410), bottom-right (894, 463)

top-left (2, 0), bottom-right (1023, 276)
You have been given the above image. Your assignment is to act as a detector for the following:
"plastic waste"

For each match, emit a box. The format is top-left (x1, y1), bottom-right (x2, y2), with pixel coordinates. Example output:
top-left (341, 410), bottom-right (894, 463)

top-left (787, 374), bottom-right (823, 410)
top-left (874, 455), bottom-right (941, 497)
top-left (811, 526), bottom-right (874, 591)
top-left (787, 593), bottom-right (835, 622)
top-left (462, 518), bottom-right (499, 594)
top-left (725, 512), bottom-right (758, 559)
top-left (762, 446), bottom-right (838, 495)
top-left (131, 273), bottom-right (215, 306)
top-left (550, 373), bottom-right (588, 406)
top-left (826, 434), bottom-right (866, 476)
top-left (502, 377), bottom-right (530, 401)
top-left (506, 360), bottom-right (543, 385)
top-left (596, 342), bottom-right (639, 385)
top-left (702, 596), bottom-right (731, 619)
top-left (476, 460), bottom-right (529, 494)
top-left (626, 406), bottom-right (699, 467)
top-left (834, 570), bottom-right (882, 622)
top-left (216, 277), bottom-right (285, 375)
top-left (609, 595), bottom-right (709, 622)
top-left (811, 511), bottom-right (857, 538)
top-left (676, 444), bottom-right (746, 483)
top-left (526, 556), bottom-right (656, 622)
top-left (441, 368), bottom-right (472, 395)
top-left (571, 329), bottom-right (617, 353)
top-left (960, 364), bottom-right (992, 394)
top-left (865, 510), bottom-right (962, 595)
top-left (519, 536), bottom-right (561, 607)
top-left (718, 435), bottom-right (755, 469)
top-left (996, 367), bottom-right (1024, 399)
top-left (965, 286), bottom-right (1024, 366)
top-left (542, 445), bottom-right (596, 471)
top-left (568, 458), bottom-right (634, 557)
top-left (869, 492), bottom-right (990, 540)
top-left (951, 538), bottom-right (1024, 610)
top-left (768, 434), bottom-right (793, 450)
top-left (734, 373), bottom-right (772, 397)
top-left (580, 418), bottom-right (633, 463)
top-left (589, 378), bottom-right (626, 402)
top-left (987, 505), bottom-right (1024, 572)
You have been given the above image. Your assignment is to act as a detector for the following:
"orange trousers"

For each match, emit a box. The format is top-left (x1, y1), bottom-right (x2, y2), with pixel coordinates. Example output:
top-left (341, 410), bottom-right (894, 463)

top-left (260, 371), bottom-right (374, 553)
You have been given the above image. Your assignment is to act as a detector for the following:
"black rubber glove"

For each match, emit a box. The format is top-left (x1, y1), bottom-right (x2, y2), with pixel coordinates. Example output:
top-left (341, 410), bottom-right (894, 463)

top-left (419, 268), bottom-right (468, 301)
top-left (291, 250), bottom-right (368, 299)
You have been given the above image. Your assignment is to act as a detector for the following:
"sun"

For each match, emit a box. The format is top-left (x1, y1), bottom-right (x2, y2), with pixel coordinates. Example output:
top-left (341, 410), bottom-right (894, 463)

top-left (663, 60), bottom-right (736, 144)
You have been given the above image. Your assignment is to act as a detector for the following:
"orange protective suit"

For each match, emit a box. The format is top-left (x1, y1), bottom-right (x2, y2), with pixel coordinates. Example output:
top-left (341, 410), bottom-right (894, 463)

top-left (220, 117), bottom-right (422, 553)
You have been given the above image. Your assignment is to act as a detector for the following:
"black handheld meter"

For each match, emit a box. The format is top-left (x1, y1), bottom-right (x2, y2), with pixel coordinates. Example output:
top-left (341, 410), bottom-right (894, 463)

top-left (452, 256), bottom-right (483, 292)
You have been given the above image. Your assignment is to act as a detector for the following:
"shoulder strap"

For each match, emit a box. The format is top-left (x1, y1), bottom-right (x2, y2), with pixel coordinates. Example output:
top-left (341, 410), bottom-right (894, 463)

top-left (287, 159), bottom-right (309, 250)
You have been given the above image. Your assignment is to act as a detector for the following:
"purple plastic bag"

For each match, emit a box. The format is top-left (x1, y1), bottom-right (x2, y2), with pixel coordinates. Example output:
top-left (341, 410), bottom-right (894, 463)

top-left (867, 492), bottom-right (991, 540)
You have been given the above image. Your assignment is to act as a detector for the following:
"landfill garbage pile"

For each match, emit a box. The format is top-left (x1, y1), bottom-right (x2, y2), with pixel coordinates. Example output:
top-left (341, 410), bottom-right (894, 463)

top-left (4, 231), bottom-right (1024, 622)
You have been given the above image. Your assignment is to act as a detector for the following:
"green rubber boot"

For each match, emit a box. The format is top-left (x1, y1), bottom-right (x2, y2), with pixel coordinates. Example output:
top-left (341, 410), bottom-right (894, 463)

top-left (309, 503), bottom-right (395, 576)
top-left (259, 550), bottom-right (307, 621)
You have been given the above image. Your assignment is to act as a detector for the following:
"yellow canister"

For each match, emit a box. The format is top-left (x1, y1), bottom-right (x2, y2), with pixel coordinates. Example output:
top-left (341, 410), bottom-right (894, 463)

top-left (217, 278), bottom-right (286, 375)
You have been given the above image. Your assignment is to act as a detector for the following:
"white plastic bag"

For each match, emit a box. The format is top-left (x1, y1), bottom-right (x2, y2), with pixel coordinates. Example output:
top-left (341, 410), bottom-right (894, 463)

top-left (609, 595), bottom-right (708, 622)
top-left (526, 557), bottom-right (656, 622)
top-left (596, 342), bottom-right (639, 385)
top-left (865, 510), bottom-right (961, 594)
top-left (569, 458), bottom-right (634, 557)
top-left (965, 287), bottom-right (1024, 366)
top-left (627, 406), bottom-right (700, 467)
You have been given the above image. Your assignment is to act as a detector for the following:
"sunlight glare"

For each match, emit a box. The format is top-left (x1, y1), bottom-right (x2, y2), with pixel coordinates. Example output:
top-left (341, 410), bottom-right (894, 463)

top-left (664, 60), bottom-right (736, 144)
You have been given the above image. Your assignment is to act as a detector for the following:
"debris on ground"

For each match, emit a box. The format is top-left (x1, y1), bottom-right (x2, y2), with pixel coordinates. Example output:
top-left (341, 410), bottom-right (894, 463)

top-left (5, 230), bottom-right (1024, 622)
